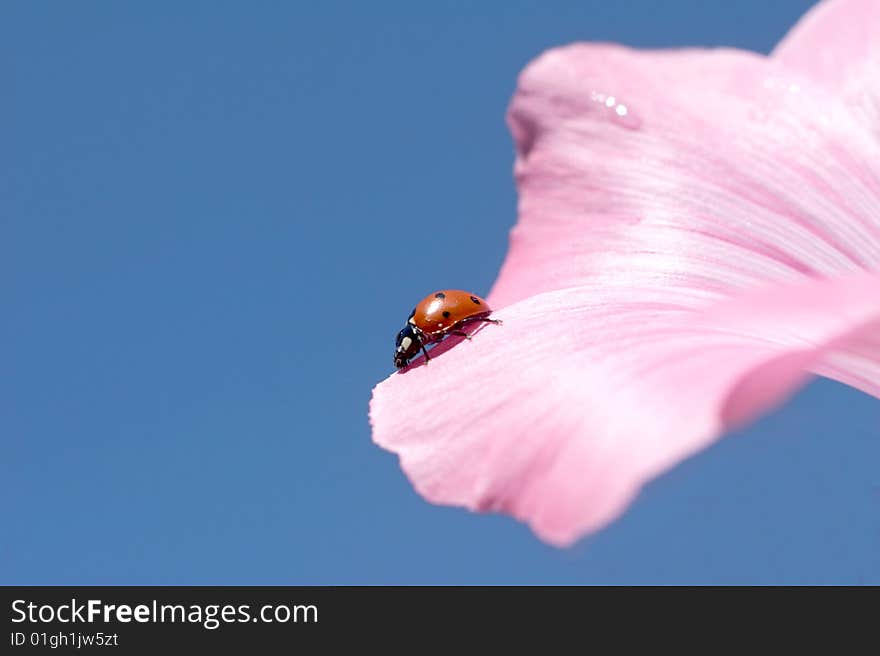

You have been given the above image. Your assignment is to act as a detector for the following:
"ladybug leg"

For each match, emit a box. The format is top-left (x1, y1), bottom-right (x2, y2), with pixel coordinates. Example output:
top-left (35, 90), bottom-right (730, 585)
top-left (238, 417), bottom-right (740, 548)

top-left (459, 315), bottom-right (503, 328)
top-left (421, 343), bottom-right (431, 364)
top-left (450, 330), bottom-right (472, 340)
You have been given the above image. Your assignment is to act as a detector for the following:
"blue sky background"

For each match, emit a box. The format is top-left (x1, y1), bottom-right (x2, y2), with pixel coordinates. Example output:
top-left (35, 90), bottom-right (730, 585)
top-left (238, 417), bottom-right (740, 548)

top-left (4, 0), bottom-right (878, 584)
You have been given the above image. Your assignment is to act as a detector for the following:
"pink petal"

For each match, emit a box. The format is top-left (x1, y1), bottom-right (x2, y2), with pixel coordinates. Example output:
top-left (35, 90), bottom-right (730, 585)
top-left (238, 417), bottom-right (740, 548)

top-left (371, 2), bottom-right (880, 545)
top-left (371, 272), bottom-right (880, 546)
top-left (773, 0), bottom-right (880, 91)
top-left (772, 0), bottom-right (880, 138)
top-left (493, 43), bottom-right (880, 308)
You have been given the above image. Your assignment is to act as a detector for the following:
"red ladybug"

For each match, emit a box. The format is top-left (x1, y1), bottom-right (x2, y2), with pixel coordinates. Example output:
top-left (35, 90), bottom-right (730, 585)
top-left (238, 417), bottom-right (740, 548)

top-left (394, 290), bottom-right (502, 369)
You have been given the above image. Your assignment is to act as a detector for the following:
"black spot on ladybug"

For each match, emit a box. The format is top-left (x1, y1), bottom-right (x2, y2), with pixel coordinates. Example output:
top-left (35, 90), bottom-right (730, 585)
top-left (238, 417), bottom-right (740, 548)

top-left (435, 292), bottom-right (446, 299)
top-left (470, 296), bottom-right (481, 304)
top-left (442, 311), bottom-right (451, 318)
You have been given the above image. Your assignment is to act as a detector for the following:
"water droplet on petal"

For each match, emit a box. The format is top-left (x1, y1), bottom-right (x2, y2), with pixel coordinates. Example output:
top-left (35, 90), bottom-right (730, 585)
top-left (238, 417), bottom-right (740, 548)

top-left (591, 90), bottom-right (642, 130)
top-left (761, 75), bottom-right (808, 100)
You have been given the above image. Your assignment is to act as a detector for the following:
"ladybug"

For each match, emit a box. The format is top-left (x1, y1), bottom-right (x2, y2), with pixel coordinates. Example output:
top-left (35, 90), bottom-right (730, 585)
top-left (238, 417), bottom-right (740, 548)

top-left (394, 290), bottom-right (502, 369)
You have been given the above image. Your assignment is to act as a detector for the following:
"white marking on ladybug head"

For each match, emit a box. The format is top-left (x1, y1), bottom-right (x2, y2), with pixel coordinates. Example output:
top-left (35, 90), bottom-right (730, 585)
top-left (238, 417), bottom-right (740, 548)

top-left (399, 336), bottom-right (412, 352)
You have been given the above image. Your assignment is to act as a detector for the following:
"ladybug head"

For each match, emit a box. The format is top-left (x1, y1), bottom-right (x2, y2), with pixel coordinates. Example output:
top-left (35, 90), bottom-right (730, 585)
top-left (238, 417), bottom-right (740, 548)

top-left (394, 324), bottom-right (422, 369)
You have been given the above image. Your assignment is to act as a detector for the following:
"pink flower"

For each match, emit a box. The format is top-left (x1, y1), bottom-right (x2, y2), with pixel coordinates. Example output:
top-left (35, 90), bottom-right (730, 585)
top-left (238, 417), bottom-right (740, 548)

top-left (370, 0), bottom-right (880, 547)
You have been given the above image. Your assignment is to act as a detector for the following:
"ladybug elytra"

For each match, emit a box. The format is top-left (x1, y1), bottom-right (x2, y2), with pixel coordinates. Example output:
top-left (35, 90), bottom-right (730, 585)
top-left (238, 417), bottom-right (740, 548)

top-left (394, 290), bottom-right (502, 369)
